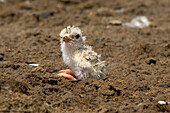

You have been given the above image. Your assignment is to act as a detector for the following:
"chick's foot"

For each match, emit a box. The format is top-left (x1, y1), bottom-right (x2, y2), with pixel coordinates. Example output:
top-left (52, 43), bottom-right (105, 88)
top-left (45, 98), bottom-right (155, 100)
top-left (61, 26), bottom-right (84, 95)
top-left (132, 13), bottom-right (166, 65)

top-left (57, 69), bottom-right (76, 80)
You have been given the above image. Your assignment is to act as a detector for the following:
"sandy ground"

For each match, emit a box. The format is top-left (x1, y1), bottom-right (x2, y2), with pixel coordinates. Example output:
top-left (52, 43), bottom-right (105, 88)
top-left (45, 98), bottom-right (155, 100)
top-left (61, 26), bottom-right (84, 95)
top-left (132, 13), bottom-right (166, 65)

top-left (0, 0), bottom-right (170, 112)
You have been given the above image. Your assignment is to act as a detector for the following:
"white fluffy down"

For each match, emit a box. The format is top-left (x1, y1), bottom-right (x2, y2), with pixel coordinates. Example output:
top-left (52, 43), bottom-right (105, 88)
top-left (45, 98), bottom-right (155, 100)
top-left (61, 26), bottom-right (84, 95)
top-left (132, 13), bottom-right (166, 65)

top-left (60, 26), bottom-right (106, 79)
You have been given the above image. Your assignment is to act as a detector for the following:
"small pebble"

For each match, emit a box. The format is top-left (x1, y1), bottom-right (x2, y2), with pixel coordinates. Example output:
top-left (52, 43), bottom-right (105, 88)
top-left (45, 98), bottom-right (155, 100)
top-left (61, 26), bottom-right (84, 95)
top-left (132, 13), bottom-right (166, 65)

top-left (158, 101), bottom-right (166, 104)
top-left (29, 64), bottom-right (39, 66)
top-left (109, 20), bottom-right (122, 25)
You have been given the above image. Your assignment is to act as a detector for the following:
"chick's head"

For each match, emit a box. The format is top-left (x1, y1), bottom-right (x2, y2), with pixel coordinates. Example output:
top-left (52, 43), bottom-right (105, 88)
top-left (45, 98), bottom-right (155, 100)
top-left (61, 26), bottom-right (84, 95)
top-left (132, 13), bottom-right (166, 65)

top-left (60, 25), bottom-right (86, 47)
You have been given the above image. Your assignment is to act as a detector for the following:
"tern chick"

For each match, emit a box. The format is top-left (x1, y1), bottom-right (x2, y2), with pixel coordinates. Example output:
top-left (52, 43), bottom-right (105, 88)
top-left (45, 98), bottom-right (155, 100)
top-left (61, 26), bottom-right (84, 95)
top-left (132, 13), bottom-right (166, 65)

top-left (57, 25), bottom-right (106, 80)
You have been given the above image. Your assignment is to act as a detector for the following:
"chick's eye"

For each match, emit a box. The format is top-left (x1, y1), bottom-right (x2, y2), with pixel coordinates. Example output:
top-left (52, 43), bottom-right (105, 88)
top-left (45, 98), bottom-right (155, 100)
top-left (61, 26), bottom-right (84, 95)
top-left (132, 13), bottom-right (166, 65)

top-left (60, 37), bottom-right (63, 39)
top-left (75, 34), bottom-right (80, 39)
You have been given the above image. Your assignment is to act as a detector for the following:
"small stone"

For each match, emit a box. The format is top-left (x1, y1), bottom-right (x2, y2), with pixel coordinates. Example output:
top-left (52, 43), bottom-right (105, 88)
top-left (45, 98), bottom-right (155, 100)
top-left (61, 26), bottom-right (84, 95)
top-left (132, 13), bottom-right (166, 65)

top-left (96, 8), bottom-right (113, 16)
top-left (29, 64), bottom-right (39, 66)
top-left (41, 12), bottom-right (51, 18)
top-left (158, 101), bottom-right (166, 104)
top-left (44, 103), bottom-right (50, 108)
top-left (146, 58), bottom-right (157, 65)
top-left (109, 20), bottom-right (122, 25)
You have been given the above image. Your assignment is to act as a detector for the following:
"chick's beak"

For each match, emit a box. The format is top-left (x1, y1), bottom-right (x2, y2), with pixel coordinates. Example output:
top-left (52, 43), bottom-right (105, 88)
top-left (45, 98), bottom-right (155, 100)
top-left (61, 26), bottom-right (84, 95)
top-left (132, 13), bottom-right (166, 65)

top-left (63, 36), bottom-right (72, 42)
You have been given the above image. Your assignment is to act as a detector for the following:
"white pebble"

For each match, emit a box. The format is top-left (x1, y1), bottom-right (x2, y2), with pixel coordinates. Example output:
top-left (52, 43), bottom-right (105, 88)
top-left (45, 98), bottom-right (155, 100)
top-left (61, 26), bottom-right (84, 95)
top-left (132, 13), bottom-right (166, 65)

top-left (29, 64), bottom-right (39, 66)
top-left (158, 101), bottom-right (166, 104)
top-left (123, 16), bottom-right (150, 28)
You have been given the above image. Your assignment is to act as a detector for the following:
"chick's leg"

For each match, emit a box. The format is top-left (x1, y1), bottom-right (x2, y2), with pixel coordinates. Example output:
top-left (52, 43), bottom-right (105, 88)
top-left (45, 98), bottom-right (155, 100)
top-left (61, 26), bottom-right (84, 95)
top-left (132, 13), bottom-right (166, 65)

top-left (57, 69), bottom-right (76, 80)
